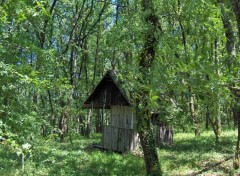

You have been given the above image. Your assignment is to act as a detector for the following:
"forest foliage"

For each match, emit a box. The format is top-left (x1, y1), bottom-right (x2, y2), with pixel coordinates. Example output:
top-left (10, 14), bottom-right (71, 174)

top-left (1, 0), bottom-right (240, 175)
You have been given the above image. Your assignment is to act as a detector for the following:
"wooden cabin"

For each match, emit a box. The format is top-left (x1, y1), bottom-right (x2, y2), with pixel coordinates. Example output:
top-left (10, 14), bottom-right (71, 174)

top-left (83, 71), bottom-right (139, 153)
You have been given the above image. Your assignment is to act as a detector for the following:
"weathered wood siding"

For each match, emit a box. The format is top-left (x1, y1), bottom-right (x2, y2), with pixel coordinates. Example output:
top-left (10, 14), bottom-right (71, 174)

top-left (110, 105), bottom-right (133, 129)
top-left (103, 125), bottom-right (138, 153)
top-left (102, 105), bottom-right (138, 152)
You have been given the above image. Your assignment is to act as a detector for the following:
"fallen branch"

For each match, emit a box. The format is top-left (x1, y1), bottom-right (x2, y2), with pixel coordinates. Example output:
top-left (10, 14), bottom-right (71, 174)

top-left (189, 155), bottom-right (234, 176)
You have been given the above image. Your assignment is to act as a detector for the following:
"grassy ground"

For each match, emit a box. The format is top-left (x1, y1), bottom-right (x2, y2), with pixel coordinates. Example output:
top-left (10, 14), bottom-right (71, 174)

top-left (1, 130), bottom-right (240, 175)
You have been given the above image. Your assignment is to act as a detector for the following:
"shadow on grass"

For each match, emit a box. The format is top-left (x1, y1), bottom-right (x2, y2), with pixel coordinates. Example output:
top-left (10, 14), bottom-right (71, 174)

top-left (159, 131), bottom-right (237, 175)
top-left (160, 132), bottom-right (235, 154)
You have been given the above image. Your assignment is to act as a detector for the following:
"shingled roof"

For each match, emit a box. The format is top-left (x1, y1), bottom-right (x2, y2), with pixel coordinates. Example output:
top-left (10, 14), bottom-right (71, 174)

top-left (83, 70), bottom-right (132, 109)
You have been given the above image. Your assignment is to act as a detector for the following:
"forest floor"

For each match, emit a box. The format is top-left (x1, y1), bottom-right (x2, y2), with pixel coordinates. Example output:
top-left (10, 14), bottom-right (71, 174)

top-left (1, 130), bottom-right (240, 176)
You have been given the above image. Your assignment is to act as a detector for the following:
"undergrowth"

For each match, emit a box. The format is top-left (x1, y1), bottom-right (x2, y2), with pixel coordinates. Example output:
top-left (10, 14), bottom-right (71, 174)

top-left (1, 130), bottom-right (240, 175)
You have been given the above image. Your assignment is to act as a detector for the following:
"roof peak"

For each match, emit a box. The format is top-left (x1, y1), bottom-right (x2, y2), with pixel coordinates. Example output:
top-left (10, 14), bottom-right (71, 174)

top-left (83, 70), bottom-right (131, 109)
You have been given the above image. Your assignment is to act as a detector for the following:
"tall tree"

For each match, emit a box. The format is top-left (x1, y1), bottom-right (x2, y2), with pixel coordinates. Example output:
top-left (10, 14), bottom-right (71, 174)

top-left (136, 0), bottom-right (162, 175)
top-left (229, 0), bottom-right (240, 169)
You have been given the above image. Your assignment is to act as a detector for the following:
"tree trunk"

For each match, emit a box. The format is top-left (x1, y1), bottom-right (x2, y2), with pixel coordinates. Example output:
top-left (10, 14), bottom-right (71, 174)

top-left (220, 0), bottom-right (237, 131)
top-left (78, 115), bottom-right (85, 135)
top-left (189, 87), bottom-right (200, 136)
top-left (70, 47), bottom-right (77, 88)
top-left (205, 106), bottom-right (210, 130)
top-left (234, 104), bottom-right (240, 169)
top-left (214, 39), bottom-right (222, 137)
top-left (136, 99), bottom-right (161, 175)
top-left (59, 111), bottom-right (68, 142)
top-left (136, 0), bottom-right (162, 175)
top-left (220, 1), bottom-right (236, 70)
top-left (233, 107), bottom-right (238, 129)
top-left (86, 109), bottom-right (92, 137)
top-left (229, 1), bottom-right (240, 168)
top-left (47, 90), bottom-right (55, 127)
top-left (209, 116), bottom-right (219, 143)
top-left (95, 110), bottom-right (103, 133)
top-left (231, 0), bottom-right (240, 42)
top-left (139, 130), bottom-right (161, 175)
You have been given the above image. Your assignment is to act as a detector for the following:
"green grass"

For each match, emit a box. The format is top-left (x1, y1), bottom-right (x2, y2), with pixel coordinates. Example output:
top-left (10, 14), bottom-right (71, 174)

top-left (160, 130), bottom-right (239, 175)
top-left (1, 130), bottom-right (240, 175)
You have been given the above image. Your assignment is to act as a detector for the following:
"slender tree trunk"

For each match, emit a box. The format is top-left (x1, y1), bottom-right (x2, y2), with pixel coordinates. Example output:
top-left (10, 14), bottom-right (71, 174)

top-left (78, 115), bottom-right (85, 135)
top-left (233, 96), bottom-right (240, 168)
top-left (70, 47), bottom-right (77, 88)
top-left (233, 107), bottom-right (238, 129)
top-left (95, 110), bottom-right (103, 133)
top-left (47, 90), bottom-right (55, 127)
top-left (214, 39), bottom-right (222, 137)
top-left (231, 0), bottom-right (240, 42)
top-left (92, 29), bottom-right (100, 88)
top-left (189, 87), bottom-right (200, 136)
top-left (206, 106), bottom-right (210, 130)
top-left (209, 115), bottom-right (219, 143)
top-left (86, 109), bottom-right (92, 137)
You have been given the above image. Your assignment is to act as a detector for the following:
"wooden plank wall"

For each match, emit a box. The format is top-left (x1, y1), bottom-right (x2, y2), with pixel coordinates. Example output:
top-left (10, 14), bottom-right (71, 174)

top-left (110, 105), bottom-right (133, 129)
top-left (103, 106), bottom-right (138, 152)
top-left (103, 125), bottom-right (139, 153)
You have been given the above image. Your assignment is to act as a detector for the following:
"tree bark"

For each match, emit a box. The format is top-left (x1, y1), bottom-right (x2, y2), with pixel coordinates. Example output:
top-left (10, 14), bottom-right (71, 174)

top-left (233, 107), bottom-right (238, 129)
top-left (230, 1), bottom-right (240, 168)
top-left (214, 39), bottom-right (222, 138)
top-left (205, 106), bottom-right (210, 130)
top-left (95, 110), bottom-right (103, 133)
top-left (231, 0), bottom-right (240, 42)
top-left (234, 107), bottom-right (240, 169)
top-left (86, 109), bottom-right (92, 137)
top-left (220, 2), bottom-right (236, 70)
top-left (136, 0), bottom-right (162, 175)
top-left (59, 111), bottom-right (68, 142)
top-left (189, 87), bottom-right (200, 136)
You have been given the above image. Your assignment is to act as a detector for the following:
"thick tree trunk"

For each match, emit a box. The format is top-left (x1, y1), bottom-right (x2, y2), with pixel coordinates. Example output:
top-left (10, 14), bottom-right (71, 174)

top-left (221, 0), bottom-right (240, 169)
top-left (139, 130), bottom-right (161, 175)
top-left (136, 0), bottom-right (162, 175)
top-left (220, 0), bottom-right (236, 131)
top-left (136, 99), bottom-right (161, 175)
top-left (220, 1), bottom-right (236, 69)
